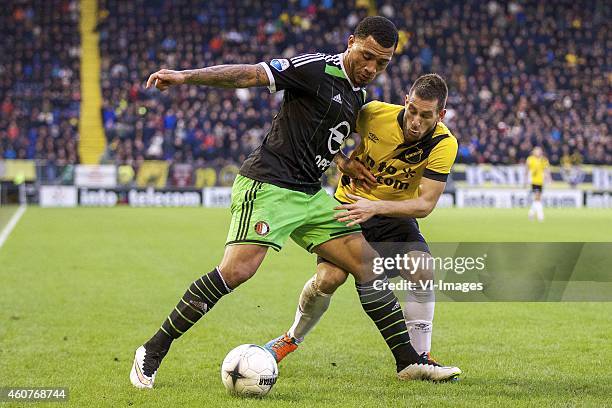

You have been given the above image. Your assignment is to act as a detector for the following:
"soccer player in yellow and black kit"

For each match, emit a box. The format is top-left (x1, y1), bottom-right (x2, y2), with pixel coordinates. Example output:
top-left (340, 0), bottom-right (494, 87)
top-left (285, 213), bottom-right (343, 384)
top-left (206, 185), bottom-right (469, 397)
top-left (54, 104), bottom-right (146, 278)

top-left (526, 147), bottom-right (550, 221)
top-left (265, 74), bottom-right (461, 379)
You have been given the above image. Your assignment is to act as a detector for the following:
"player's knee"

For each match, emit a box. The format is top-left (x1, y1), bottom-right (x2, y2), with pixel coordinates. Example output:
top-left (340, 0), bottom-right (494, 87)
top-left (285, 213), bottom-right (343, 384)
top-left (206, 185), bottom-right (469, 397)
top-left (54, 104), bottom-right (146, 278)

top-left (218, 245), bottom-right (267, 288)
top-left (349, 244), bottom-right (380, 282)
top-left (408, 264), bottom-right (434, 283)
top-left (218, 258), bottom-right (259, 287)
top-left (401, 252), bottom-right (434, 282)
top-left (316, 263), bottom-right (348, 294)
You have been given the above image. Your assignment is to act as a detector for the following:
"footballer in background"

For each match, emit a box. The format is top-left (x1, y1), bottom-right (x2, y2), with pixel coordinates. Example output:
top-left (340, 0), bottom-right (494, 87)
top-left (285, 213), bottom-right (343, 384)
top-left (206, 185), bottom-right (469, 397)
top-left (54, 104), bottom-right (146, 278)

top-left (525, 147), bottom-right (551, 221)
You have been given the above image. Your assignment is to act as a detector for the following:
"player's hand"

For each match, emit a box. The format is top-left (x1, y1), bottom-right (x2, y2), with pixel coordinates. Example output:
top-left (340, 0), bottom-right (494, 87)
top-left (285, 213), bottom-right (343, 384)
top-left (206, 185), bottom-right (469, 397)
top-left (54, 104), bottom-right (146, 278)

top-left (145, 69), bottom-right (186, 91)
top-left (336, 157), bottom-right (377, 192)
top-left (349, 178), bottom-right (371, 192)
top-left (334, 193), bottom-right (378, 227)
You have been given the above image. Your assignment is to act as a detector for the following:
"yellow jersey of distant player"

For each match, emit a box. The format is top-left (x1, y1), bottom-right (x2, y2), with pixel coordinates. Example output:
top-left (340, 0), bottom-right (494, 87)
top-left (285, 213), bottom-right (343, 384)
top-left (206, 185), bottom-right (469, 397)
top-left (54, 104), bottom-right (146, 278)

top-left (526, 155), bottom-right (549, 186)
top-left (335, 101), bottom-right (458, 203)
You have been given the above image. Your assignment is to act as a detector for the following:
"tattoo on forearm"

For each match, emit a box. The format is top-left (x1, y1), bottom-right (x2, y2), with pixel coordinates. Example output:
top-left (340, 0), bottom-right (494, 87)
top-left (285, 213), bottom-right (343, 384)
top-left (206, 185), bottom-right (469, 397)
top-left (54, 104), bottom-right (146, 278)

top-left (184, 64), bottom-right (268, 88)
top-left (254, 65), bottom-right (266, 86)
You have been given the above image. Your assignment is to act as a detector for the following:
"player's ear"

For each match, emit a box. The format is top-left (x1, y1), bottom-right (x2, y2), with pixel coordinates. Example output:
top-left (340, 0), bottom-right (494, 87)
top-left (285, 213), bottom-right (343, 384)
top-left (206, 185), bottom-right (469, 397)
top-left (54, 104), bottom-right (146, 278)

top-left (439, 108), bottom-right (446, 121)
top-left (347, 35), bottom-right (355, 50)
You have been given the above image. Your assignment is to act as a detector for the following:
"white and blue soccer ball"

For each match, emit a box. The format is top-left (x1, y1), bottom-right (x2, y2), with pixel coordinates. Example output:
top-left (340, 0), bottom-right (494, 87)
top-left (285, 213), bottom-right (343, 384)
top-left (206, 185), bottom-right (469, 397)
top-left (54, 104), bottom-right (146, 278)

top-left (221, 344), bottom-right (278, 397)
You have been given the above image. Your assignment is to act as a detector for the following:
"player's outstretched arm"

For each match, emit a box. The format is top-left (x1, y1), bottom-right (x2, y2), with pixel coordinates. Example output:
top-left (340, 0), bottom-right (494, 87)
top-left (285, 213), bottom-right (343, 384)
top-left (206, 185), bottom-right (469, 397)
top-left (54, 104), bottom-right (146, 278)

top-left (145, 64), bottom-right (269, 91)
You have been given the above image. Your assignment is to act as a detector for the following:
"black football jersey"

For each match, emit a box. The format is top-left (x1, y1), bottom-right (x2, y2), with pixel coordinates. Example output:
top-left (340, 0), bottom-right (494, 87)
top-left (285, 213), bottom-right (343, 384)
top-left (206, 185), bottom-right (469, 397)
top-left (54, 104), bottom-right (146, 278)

top-left (239, 53), bottom-right (367, 194)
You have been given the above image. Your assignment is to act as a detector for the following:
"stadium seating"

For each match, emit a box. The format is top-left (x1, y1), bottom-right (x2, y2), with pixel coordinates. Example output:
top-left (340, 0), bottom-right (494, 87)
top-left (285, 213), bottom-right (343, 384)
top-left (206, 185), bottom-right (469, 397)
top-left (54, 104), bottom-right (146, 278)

top-left (1, 0), bottom-right (81, 176)
top-left (2, 1), bottom-right (610, 168)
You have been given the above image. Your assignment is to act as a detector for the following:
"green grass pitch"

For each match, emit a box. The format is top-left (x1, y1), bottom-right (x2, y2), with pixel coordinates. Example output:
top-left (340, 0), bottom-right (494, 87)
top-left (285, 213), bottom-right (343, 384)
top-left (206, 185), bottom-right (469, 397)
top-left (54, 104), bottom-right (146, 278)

top-left (1, 207), bottom-right (611, 407)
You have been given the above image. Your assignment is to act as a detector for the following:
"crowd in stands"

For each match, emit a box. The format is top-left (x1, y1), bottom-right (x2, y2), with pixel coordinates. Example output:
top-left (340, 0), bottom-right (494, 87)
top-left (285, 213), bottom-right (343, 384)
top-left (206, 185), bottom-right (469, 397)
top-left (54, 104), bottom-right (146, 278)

top-left (2, 0), bottom-right (610, 171)
top-left (1, 0), bottom-right (81, 174)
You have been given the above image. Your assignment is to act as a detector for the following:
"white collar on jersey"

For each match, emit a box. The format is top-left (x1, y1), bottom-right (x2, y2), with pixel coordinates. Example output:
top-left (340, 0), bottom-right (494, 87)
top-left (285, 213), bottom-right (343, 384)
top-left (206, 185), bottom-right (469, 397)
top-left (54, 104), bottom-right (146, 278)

top-left (339, 52), bottom-right (363, 92)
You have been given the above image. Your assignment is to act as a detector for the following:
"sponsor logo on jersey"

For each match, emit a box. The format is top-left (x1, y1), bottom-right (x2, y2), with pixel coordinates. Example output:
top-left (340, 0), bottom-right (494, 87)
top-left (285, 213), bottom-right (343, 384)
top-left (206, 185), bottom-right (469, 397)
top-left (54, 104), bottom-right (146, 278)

top-left (402, 167), bottom-right (416, 178)
top-left (367, 132), bottom-right (379, 143)
top-left (315, 155), bottom-right (333, 170)
top-left (374, 175), bottom-right (410, 190)
top-left (332, 93), bottom-right (342, 104)
top-left (254, 221), bottom-right (270, 236)
top-left (270, 59), bottom-right (290, 72)
top-left (327, 121), bottom-right (351, 154)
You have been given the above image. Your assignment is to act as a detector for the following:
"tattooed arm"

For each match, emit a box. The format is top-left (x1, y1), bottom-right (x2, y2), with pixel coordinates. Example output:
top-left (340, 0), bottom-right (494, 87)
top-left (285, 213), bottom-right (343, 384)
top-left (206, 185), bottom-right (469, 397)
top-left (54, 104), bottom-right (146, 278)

top-left (145, 64), bottom-right (269, 91)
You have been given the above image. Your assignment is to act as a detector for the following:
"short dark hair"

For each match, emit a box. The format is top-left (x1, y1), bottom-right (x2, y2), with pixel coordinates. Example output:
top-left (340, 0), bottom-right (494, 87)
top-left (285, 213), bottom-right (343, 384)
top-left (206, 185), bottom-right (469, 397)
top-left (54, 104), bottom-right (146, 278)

top-left (409, 73), bottom-right (448, 112)
top-left (354, 16), bottom-right (398, 49)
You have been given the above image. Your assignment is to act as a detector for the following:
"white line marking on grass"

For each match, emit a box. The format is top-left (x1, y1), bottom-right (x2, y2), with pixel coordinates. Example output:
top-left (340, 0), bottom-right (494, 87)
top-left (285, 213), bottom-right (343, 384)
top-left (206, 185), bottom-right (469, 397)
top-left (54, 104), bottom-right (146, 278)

top-left (0, 205), bottom-right (27, 250)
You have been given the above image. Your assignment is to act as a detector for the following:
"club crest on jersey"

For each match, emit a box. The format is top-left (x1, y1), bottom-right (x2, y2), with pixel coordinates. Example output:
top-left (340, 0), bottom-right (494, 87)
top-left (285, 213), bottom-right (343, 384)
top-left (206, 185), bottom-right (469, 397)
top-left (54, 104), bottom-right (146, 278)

top-left (270, 59), bottom-right (290, 72)
top-left (254, 221), bottom-right (270, 236)
top-left (396, 147), bottom-right (424, 164)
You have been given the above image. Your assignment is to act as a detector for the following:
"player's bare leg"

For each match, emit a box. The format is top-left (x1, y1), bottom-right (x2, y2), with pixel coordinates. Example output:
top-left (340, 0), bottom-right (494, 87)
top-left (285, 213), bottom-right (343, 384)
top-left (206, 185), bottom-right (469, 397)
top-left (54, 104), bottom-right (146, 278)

top-left (217, 244), bottom-right (269, 288)
top-left (131, 244), bottom-right (268, 389)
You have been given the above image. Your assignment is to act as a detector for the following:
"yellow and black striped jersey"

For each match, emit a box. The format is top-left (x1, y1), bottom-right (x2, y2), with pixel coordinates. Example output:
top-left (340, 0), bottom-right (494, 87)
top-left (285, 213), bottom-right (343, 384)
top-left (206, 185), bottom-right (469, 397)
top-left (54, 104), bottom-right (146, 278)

top-left (526, 155), bottom-right (549, 186)
top-left (335, 101), bottom-right (458, 203)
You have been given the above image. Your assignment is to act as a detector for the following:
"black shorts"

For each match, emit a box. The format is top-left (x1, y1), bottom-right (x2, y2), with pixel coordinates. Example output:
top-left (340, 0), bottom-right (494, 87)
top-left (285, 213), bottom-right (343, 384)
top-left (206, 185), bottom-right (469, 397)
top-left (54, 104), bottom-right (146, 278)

top-left (531, 184), bottom-right (543, 193)
top-left (317, 215), bottom-right (430, 278)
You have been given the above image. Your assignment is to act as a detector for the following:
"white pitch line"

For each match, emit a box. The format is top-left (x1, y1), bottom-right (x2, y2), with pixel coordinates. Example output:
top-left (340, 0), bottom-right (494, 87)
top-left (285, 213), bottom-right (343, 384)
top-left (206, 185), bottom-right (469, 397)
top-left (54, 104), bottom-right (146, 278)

top-left (0, 205), bottom-right (27, 250)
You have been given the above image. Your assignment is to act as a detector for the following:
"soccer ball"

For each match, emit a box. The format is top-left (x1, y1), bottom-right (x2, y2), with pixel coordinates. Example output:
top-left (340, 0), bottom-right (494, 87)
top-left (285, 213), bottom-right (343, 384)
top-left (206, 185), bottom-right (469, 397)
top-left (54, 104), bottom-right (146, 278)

top-left (221, 344), bottom-right (278, 397)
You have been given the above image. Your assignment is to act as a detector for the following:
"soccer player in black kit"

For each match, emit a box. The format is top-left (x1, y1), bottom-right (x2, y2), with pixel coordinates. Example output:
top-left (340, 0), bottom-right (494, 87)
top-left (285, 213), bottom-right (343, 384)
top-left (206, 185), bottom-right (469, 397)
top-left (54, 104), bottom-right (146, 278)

top-left (131, 16), bottom-right (460, 389)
